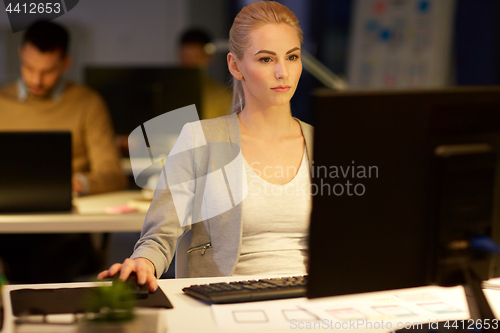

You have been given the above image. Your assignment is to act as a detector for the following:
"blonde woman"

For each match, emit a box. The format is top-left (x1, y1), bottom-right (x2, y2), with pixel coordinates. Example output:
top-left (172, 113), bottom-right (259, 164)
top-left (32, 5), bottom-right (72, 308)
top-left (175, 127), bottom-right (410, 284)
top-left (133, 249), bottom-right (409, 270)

top-left (99, 1), bottom-right (313, 292)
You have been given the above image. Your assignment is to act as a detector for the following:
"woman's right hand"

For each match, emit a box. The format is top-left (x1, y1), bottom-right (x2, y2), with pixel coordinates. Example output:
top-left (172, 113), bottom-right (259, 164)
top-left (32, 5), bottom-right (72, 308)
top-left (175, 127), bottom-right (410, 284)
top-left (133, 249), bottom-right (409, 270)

top-left (97, 257), bottom-right (158, 293)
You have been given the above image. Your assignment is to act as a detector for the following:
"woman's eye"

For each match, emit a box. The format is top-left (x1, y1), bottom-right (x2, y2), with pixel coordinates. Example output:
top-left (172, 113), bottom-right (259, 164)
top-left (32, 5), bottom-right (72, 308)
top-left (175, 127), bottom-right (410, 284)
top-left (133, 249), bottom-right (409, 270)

top-left (260, 57), bottom-right (272, 63)
top-left (288, 55), bottom-right (299, 61)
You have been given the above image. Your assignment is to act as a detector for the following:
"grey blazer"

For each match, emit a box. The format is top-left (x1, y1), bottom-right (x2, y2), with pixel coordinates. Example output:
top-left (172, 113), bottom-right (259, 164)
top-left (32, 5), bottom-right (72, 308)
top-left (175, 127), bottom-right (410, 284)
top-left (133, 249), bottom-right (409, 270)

top-left (131, 112), bottom-right (314, 278)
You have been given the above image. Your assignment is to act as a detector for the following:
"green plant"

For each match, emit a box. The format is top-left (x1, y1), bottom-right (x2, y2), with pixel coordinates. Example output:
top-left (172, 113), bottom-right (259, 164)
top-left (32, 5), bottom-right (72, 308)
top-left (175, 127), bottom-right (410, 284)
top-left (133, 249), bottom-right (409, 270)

top-left (85, 281), bottom-right (136, 323)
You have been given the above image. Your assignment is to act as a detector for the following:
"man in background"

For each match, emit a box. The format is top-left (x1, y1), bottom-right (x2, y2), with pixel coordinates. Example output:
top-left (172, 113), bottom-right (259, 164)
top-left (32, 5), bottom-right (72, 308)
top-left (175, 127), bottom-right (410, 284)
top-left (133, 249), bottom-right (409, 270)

top-left (179, 28), bottom-right (232, 119)
top-left (0, 20), bottom-right (127, 283)
top-left (0, 20), bottom-right (127, 194)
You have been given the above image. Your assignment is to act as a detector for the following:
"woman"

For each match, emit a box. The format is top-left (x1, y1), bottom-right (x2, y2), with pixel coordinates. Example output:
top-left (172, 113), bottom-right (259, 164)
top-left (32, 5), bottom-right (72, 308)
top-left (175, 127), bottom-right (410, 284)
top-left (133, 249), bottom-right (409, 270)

top-left (98, 1), bottom-right (313, 292)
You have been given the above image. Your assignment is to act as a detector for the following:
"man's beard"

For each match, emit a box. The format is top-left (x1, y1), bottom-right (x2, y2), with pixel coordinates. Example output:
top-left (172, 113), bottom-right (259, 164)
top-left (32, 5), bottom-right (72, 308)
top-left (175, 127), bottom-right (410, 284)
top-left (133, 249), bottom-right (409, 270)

top-left (28, 85), bottom-right (53, 98)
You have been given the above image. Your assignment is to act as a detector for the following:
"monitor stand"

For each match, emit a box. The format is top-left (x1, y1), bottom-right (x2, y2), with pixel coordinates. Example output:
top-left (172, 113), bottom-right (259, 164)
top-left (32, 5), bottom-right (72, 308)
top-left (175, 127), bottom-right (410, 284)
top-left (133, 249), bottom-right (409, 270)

top-left (397, 260), bottom-right (499, 332)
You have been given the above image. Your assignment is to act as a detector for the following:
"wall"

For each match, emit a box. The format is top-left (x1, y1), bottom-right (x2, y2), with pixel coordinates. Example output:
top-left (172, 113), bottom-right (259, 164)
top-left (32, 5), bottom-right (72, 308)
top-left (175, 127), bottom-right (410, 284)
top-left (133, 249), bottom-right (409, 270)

top-left (0, 0), bottom-right (189, 84)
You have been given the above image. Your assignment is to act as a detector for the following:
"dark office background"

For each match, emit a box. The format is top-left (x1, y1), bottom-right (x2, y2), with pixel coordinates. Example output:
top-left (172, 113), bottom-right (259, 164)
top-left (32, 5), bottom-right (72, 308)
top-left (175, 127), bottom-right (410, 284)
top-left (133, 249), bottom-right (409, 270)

top-left (1, 0), bottom-right (500, 123)
top-left (1, 0), bottom-right (500, 283)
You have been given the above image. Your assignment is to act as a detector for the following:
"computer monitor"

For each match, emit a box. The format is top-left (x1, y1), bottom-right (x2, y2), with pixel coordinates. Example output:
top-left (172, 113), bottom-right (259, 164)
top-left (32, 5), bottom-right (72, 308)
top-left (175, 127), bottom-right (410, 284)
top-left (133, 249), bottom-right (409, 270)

top-left (85, 67), bottom-right (203, 136)
top-left (308, 87), bottom-right (500, 300)
top-left (0, 131), bottom-right (72, 212)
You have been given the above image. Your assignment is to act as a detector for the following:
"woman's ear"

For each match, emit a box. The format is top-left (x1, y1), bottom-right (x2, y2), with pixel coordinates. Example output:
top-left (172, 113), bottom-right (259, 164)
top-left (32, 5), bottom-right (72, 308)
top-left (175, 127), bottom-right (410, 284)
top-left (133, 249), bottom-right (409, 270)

top-left (227, 52), bottom-right (243, 80)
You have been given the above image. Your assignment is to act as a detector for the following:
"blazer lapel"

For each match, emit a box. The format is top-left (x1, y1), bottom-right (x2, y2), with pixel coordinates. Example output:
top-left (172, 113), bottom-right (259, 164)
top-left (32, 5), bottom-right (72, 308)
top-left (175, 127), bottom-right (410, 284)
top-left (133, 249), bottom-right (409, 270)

top-left (197, 113), bottom-right (244, 276)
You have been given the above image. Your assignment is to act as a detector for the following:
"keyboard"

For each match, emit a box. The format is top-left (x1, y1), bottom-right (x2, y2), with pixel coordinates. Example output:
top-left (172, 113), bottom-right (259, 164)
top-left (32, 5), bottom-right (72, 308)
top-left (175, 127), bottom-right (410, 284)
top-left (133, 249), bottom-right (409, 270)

top-left (182, 275), bottom-right (307, 304)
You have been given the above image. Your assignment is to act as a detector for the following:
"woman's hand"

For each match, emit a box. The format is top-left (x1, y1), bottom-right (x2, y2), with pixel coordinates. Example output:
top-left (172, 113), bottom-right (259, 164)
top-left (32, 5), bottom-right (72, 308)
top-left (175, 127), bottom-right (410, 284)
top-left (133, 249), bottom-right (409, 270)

top-left (97, 257), bottom-right (158, 293)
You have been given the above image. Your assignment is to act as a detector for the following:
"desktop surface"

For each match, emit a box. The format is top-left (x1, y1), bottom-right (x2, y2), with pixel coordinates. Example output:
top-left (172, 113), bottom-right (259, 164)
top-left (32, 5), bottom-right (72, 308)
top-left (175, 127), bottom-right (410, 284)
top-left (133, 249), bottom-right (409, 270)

top-left (0, 190), bottom-right (146, 233)
top-left (4, 275), bottom-right (498, 333)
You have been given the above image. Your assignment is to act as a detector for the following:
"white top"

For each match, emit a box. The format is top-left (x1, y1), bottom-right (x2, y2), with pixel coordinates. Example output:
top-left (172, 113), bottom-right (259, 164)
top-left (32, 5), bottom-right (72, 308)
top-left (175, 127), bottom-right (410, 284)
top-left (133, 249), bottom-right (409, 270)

top-left (234, 151), bottom-right (311, 275)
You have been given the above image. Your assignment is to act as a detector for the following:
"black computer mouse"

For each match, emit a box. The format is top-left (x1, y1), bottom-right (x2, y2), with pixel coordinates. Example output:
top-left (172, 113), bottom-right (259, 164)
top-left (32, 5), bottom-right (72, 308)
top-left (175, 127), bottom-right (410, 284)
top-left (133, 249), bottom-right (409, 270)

top-left (113, 272), bottom-right (149, 298)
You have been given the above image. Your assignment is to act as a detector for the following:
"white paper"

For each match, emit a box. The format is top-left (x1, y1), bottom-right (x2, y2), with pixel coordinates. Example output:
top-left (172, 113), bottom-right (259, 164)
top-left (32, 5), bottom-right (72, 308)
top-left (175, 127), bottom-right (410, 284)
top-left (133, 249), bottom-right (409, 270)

top-left (211, 286), bottom-right (469, 331)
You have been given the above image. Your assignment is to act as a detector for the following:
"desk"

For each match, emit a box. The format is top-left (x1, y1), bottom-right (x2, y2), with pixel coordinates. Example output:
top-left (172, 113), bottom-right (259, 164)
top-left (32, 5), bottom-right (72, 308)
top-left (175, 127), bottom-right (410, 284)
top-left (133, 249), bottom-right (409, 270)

top-left (0, 191), bottom-right (147, 233)
top-left (5, 276), bottom-right (500, 333)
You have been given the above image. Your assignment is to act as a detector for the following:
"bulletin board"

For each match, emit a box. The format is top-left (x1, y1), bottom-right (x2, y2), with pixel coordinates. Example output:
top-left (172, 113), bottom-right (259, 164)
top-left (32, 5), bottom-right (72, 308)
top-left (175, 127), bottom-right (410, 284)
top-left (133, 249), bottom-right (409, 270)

top-left (347, 0), bottom-right (455, 89)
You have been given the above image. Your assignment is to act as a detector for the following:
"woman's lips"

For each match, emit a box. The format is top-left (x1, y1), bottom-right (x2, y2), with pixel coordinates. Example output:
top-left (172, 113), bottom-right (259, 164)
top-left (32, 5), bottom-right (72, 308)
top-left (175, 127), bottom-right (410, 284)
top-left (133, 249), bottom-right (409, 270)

top-left (271, 85), bottom-right (291, 92)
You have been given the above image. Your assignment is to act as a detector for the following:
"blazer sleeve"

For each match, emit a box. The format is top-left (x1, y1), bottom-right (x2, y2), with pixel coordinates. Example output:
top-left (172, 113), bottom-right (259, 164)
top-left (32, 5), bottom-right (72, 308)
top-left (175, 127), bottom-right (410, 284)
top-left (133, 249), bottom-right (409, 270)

top-left (130, 123), bottom-right (199, 277)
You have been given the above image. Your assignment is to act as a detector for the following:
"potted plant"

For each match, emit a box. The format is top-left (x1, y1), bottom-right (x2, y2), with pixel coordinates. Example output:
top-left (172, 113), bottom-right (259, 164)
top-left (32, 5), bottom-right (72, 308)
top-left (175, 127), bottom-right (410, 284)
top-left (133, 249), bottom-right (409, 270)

top-left (78, 280), bottom-right (140, 333)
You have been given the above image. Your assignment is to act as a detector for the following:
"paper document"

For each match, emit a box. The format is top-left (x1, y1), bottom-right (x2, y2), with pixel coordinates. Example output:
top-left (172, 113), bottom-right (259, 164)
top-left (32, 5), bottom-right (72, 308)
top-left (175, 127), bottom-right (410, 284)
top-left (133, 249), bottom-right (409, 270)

top-left (211, 286), bottom-right (469, 331)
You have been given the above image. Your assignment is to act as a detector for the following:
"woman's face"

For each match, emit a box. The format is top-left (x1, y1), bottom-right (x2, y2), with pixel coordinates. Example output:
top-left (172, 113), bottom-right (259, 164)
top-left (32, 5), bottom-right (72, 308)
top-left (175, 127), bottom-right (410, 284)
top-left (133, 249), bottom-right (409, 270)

top-left (238, 23), bottom-right (302, 109)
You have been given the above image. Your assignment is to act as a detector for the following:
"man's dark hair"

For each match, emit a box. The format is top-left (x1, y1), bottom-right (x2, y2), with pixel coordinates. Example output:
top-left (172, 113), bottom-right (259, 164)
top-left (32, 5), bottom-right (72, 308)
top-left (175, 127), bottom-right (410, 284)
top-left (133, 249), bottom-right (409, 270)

top-left (23, 21), bottom-right (69, 57)
top-left (179, 28), bottom-right (212, 47)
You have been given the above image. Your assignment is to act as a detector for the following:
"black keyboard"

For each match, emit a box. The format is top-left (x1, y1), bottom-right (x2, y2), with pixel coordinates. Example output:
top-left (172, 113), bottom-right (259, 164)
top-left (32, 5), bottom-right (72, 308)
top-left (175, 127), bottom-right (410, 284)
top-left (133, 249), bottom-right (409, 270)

top-left (182, 275), bottom-right (307, 304)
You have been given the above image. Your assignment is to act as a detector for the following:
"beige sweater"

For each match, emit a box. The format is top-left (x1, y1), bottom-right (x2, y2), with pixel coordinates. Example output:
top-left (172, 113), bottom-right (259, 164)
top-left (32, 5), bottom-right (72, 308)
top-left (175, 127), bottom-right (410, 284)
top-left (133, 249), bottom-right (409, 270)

top-left (0, 82), bottom-right (128, 195)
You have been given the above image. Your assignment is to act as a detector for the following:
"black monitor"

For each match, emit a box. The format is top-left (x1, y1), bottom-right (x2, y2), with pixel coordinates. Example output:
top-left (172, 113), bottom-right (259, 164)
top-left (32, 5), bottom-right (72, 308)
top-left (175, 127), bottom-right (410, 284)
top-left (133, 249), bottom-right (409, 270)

top-left (308, 87), bottom-right (500, 303)
top-left (85, 67), bottom-right (202, 136)
top-left (0, 131), bottom-right (72, 212)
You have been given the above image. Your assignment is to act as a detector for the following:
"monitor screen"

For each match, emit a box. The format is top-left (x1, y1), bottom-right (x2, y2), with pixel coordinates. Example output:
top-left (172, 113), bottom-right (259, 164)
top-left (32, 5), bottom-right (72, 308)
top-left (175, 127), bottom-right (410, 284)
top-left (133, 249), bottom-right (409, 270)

top-left (308, 87), bottom-right (500, 299)
top-left (85, 67), bottom-right (202, 136)
top-left (0, 131), bottom-right (72, 212)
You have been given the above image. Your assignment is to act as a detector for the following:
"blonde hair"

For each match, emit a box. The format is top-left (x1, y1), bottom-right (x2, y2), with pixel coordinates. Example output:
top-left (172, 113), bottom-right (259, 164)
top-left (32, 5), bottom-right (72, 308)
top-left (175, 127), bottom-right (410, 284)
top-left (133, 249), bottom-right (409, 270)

top-left (228, 1), bottom-right (303, 113)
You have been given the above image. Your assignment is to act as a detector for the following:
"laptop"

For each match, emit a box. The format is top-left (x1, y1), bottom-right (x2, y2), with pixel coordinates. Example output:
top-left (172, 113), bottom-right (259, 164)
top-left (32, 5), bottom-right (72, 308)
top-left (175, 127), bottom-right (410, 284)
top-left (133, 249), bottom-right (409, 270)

top-left (0, 131), bottom-right (72, 213)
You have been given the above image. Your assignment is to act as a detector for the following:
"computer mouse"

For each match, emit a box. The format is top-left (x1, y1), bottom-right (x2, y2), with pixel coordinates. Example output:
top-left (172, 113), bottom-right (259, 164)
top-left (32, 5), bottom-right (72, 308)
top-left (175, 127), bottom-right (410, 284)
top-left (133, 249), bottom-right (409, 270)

top-left (113, 272), bottom-right (149, 298)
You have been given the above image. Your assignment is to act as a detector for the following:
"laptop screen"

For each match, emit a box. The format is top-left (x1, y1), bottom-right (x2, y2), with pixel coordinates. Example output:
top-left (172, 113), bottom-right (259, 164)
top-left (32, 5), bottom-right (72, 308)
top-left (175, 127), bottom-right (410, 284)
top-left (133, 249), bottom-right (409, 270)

top-left (0, 131), bottom-right (72, 213)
